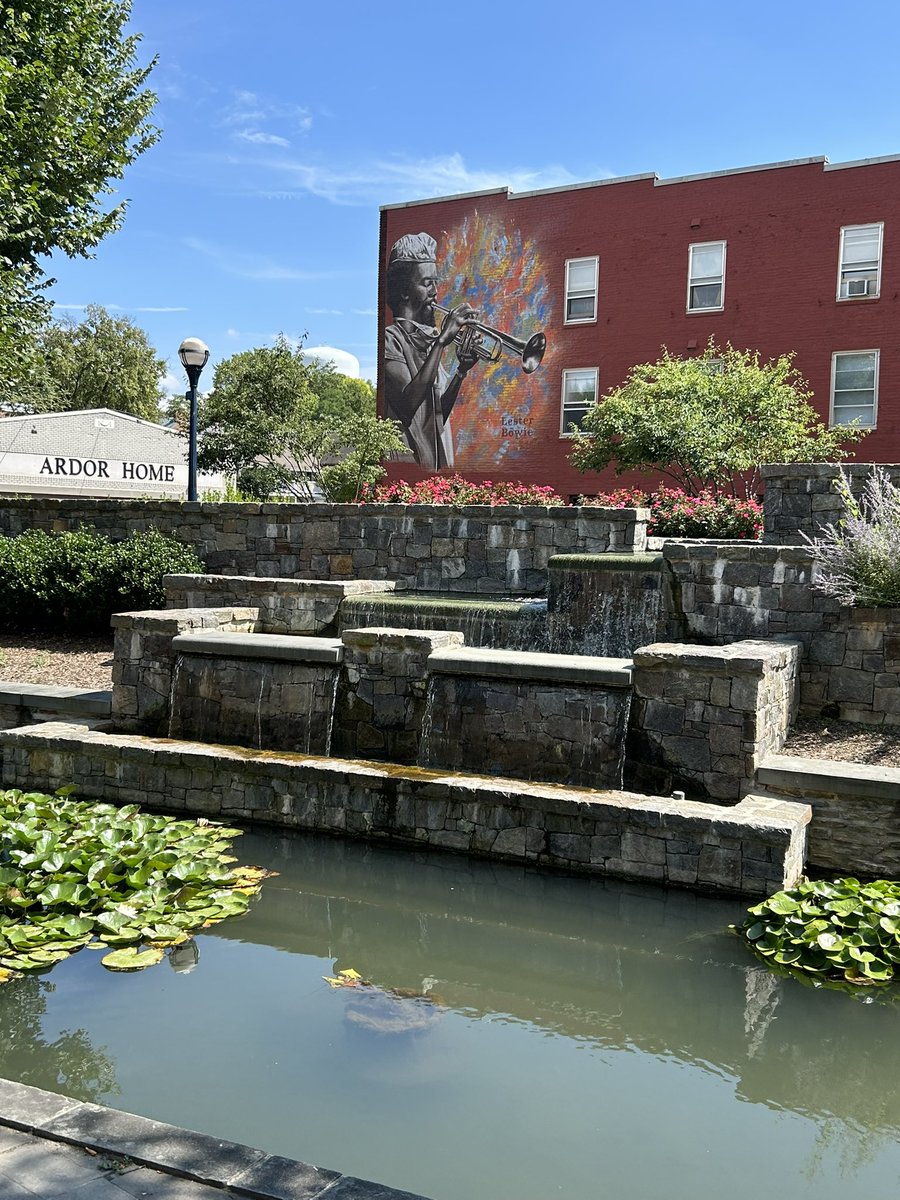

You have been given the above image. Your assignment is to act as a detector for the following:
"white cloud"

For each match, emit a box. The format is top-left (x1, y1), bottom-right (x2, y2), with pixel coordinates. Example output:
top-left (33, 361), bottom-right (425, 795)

top-left (238, 151), bottom-right (598, 207)
top-left (352, 307), bottom-right (377, 317)
top-left (52, 303), bottom-right (188, 314)
top-left (183, 237), bottom-right (348, 282)
top-left (222, 89), bottom-right (312, 150)
top-left (161, 370), bottom-right (184, 396)
top-left (304, 345), bottom-right (360, 378)
top-left (236, 130), bottom-right (290, 148)
top-left (306, 307), bottom-right (343, 316)
top-left (225, 327), bottom-right (241, 339)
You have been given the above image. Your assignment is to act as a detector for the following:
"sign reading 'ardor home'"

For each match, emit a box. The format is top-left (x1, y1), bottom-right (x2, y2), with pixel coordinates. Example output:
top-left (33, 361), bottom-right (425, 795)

top-left (0, 452), bottom-right (186, 485)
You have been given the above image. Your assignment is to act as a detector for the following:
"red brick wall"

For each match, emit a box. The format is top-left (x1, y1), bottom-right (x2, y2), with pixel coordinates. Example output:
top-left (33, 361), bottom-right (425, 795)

top-left (378, 157), bottom-right (900, 499)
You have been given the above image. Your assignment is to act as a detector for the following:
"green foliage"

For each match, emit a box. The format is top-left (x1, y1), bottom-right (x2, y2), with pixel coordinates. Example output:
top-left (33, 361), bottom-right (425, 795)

top-left (569, 340), bottom-right (869, 498)
top-left (734, 877), bottom-right (900, 990)
top-left (197, 336), bottom-right (405, 501)
top-left (0, 528), bottom-right (202, 634)
top-left (0, 788), bottom-right (273, 981)
top-left (805, 467), bottom-right (900, 607)
top-left (0, 0), bottom-right (158, 406)
top-left (26, 304), bottom-right (167, 420)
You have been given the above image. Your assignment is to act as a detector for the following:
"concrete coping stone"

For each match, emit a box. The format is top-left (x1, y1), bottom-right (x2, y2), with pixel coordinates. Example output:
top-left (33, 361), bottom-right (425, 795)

top-left (172, 630), bottom-right (344, 664)
top-left (760, 462), bottom-right (893, 480)
top-left (548, 552), bottom-right (662, 571)
top-left (164, 574), bottom-right (401, 597)
top-left (0, 683), bottom-right (111, 714)
top-left (427, 645), bottom-right (633, 686)
top-left (758, 753), bottom-right (900, 801)
top-left (633, 638), bottom-right (801, 673)
top-left (0, 1077), bottom-right (429, 1198)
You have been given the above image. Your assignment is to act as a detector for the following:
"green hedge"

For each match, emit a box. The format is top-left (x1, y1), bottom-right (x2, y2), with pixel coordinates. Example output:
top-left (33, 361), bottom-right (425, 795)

top-left (0, 529), bottom-right (204, 635)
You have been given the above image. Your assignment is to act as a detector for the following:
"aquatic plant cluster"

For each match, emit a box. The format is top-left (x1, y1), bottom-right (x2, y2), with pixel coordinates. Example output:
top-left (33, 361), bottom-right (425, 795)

top-left (361, 475), bottom-right (564, 506)
top-left (582, 486), bottom-right (763, 540)
top-left (804, 466), bottom-right (900, 607)
top-left (735, 877), bottom-right (900, 988)
top-left (0, 789), bottom-right (272, 980)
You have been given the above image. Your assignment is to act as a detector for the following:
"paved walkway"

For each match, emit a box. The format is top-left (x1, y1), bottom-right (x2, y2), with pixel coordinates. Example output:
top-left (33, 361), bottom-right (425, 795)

top-left (0, 1078), bottom-right (426, 1200)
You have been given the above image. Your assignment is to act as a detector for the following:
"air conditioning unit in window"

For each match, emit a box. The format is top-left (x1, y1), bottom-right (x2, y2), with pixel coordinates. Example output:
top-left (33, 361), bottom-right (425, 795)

top-left (847, 278), bottom-right (871, 297)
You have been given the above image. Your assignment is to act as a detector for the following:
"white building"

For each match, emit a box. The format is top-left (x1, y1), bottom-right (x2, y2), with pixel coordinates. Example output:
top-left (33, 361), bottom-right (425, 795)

top-left (0, 409), bottom-right (227, 499)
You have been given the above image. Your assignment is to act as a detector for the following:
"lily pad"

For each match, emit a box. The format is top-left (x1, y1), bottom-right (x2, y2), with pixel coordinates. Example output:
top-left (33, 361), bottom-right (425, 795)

top-left (101, 947), bottom-right (166, 972)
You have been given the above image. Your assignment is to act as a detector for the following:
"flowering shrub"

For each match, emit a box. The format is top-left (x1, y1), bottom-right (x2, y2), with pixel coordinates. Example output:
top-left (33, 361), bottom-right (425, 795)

top-left (361, 475), bottom-right (564, 506)
top-left (805, 467), bottom-right (900, 607)
top-left (581, 487), bottom-right (762, 539)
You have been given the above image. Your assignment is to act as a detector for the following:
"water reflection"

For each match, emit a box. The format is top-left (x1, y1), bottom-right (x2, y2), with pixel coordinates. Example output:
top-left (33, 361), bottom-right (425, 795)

top-left (0, 828), bottom-right (898, 1199)
top-left (0, 974), bottom-right (118, 1104)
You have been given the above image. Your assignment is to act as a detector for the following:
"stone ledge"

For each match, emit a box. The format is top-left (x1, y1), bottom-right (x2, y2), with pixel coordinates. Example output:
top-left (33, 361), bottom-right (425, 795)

top-left (164, 574), bottom-right (402, 597)
top-left (0, 683), bottom-right (111, 715)
top-left (0, 1078), bottom-right (427, 1199)
top-left (171, 630), bottom-right (344, 664)
top-left (548, 551), bottom-right (660, 571)
top-left (0, 722), bottom-right (811, 896)
top-left (427, 646), bottom-right (633, 686)
top-left (633, 639), bottom-right (800, 673)
top-left (758, 753), bottom-right (900, 801)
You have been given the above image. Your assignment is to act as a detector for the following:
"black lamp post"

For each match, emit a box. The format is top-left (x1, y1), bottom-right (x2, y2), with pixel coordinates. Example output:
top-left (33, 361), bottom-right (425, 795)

top-left (178, 337), bottom-right (209, 502)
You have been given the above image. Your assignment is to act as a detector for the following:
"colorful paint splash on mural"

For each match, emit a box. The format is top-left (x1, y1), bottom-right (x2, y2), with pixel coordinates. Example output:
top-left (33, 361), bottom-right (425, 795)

top-left (437, 213), bottom-right (553, 469)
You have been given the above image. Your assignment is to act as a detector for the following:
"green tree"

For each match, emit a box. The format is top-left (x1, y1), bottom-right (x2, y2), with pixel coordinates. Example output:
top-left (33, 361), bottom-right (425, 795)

top-left (197, 337), bottom-right (405, 502)
top-left (569, 339), bottom-right (869, 497)
top-left (307, 361), bottom-right (376, 421)
top-left (30, 304), bottom-right (166, 420)
top-left (0, 0), bottom-right (158, 401)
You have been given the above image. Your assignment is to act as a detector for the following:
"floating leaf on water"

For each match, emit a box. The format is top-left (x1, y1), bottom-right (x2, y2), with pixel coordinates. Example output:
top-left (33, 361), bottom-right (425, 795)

top-left (101, 947), bottom-right (165, 972)
top-left (0, 966), bottom-right (22, 984)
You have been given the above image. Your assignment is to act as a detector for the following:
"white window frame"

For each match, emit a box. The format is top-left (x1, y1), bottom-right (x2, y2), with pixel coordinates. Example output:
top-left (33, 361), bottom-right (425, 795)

top-left (560, 367), bottom-right (598, 436)
top-left (564, 256), bottom-right (599, 324)
top-left (687, 240), bottom-right (726, 313)
top-left (830, 349), bottom-right (879, 429)
top-left (836, 223), bottom-right (883, 301)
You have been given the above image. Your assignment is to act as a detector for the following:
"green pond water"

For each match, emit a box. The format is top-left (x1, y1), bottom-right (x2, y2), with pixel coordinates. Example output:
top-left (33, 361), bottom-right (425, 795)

top-left (1, 828), bottom-right (899, 1199)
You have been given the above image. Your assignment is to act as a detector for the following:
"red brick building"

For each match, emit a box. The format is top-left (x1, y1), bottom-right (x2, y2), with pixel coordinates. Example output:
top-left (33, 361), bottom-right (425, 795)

top-left (377, 153), bottom-right (899, 498)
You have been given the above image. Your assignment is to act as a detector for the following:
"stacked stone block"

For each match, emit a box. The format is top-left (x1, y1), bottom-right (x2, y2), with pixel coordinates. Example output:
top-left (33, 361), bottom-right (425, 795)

top-left (762, 462), bottom-right (900, 544)
top-left (627, 639), bottom-right (800, 802)
top-left (802, 607), bottom-right (900, 723)
top-left (111, 607), bottom-right (258, 734)
top-left (333, 627), bottom-right (464, 763)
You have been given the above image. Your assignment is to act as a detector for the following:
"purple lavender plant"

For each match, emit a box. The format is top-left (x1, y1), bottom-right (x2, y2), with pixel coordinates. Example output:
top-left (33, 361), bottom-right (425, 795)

top-left (803, 467), bottom-right (900, 607)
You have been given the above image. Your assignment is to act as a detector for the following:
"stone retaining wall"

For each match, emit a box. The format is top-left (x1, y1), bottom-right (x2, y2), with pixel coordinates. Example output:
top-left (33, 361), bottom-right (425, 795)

top-left (0, 721), bottom-right (811, 896)
top-left (762, 462), bottom-right (900, 544)
top-left (0, 498), bottom-right (646, 594)
top-left (627, 639), bottom-right (800, 802)
top-left (757, 754), bottom-right (900, 878)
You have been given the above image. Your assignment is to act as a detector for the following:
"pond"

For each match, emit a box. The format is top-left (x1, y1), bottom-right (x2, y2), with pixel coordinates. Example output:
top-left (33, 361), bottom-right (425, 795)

top-left (1, 827), bottom-right (899, 1200)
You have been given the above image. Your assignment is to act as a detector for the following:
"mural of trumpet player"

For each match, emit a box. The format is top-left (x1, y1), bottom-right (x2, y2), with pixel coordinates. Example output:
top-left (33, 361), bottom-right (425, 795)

top-left (383, 231), bottom-right (481, 470)
top-left (383, 225), bottom-right (548, 471)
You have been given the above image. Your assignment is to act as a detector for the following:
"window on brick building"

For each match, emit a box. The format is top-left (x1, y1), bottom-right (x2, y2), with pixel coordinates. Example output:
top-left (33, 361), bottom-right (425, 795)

top-left (831, 350), bottom-right (879, 427)
top-left (687, 241), bottom-right (726, 311)
top-left (837, 223), bottom-right (883, 299)
top-left (560, 368), bottom-right (597, 434)
top-left (564, 257), bottom-right (599, 323)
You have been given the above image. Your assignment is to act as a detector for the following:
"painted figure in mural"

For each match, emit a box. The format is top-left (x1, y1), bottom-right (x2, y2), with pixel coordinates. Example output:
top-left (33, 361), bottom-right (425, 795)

top-left (383, 232), bottom-right (481, 470)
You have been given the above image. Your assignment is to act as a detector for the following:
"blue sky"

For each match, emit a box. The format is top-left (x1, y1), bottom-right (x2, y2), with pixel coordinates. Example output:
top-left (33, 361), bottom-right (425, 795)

top-left (45, 0), bottom-right (900, 398)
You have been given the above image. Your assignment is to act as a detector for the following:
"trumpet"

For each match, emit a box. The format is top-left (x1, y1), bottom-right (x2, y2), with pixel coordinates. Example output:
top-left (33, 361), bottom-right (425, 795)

top-left (433, 302), bottom-right (546, 375)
